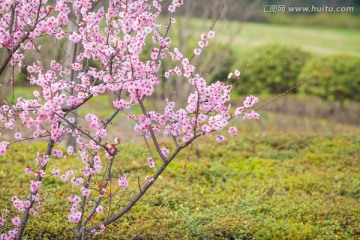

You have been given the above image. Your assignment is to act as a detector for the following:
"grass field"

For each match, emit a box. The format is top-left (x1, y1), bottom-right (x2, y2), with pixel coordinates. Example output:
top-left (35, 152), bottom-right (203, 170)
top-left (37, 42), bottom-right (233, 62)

top-left (0, 135), bottom-right (359, 239)
top-left (8, 86), bottom-right (360, 145)
top-left (10, 85), bottom-right (360, 135)
top-left (172, 18), bottom-right (360, 56)
top-left (1, 16), bottom-right (360, 239)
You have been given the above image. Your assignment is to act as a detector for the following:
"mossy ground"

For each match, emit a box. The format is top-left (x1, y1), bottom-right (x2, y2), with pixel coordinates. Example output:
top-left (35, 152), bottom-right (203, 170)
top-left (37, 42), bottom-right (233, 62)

top-left (0, 134), bottom-right (359, 239)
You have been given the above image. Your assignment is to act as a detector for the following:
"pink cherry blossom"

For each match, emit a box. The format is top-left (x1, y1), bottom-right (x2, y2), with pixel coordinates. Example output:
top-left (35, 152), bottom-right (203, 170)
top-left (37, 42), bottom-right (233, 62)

top-left (161, 148), bottom-right (169, 157)
top-left (67, 146), bottom-right (74, 155)
top-left (68, 195), bottom-right (81, 204)
top-left (243, 110), bottom-right (260, 120)
top-left (118, 174), bottom-right (128, 189)
top-left (208, 31), bottom-right (215, 39)
top-left (215, 135), bottom-right (226, 142)
top-left (52, 169), bottom-right (60, 177)
top-left (71, 204), bottom-right (78, 213)
top-left (14, 132), bottom-right (23, 140)
top-left (168, 5), bottom-right (176, 13)
top-left (96, 206), bottom-right (103, 214)
top-left (81, 188), bottom-right (91, 197)
top-left (69, 32), bottom-right (81, 43)
top-left (25, 166), bottom-right (32, 174)
top-left (0, 0), bottom-right (260, 237)
top-left (12, 217), bottom-right (21, 226)
top-left (68, 211), bottom-right (82, 223)
top-left (30, 181), bottom-right (42, 193)
top-left (243, 95), bottom-right (259, 108)
top-left (148, 158), bottom-right (155, 168)
top-left (234, 107), bottom-right (244, 117)
top-left (228, 127), bottom-right (238, 136)
top-left (0, 142), bottom-right (8, 156)
top-left (194, 48), bottom-right (201, 55)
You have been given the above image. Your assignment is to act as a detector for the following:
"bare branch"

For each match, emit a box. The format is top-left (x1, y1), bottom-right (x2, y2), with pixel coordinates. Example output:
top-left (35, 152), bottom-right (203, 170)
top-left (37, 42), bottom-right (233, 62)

top-left (86, 134), bottom-right (201, 232)
top-left (16, 138), bottom-right (55, 239)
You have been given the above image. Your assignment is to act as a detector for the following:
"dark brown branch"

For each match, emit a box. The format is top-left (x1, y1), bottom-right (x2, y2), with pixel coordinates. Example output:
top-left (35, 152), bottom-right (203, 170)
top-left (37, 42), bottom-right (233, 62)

top-left (16, 138), bottom-right (55, 240)
top-left (138, 97), bottom-right (167, 163)
top-left (86, 134), bottom-right (200, 233)
top-left (62, 94), bottom-right (94, 112)
top-left (189, 5), bottom-right (224, 62)
top-left (80, 156), bottom-right (115, 238)
top-left (75, 107), bottom-right (121, 238)
top-left (143, 136), bottom-right (156, 164)
top-left (0, 0), bottom-right (45, 77)
top-left (53, 112), bottom-right (111, 154)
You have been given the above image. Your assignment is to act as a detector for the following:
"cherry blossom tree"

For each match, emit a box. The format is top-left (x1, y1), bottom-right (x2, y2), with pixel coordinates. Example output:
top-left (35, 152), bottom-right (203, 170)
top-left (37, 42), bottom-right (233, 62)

top-left (0, 0), bottom-right (259, 239)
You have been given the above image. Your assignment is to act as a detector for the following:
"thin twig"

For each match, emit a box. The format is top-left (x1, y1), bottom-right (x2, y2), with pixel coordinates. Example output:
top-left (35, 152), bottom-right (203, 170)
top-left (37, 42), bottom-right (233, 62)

top-left (137, 176), bottom-right (142, 193)
top-left (253, 78), bottom-right (310, 111)
top-left (53, 112), bottom-right (110, 154)
top-left (86, 134), bottom-right (202, 232)
top-left (184, 144), bottom-right (193, 169)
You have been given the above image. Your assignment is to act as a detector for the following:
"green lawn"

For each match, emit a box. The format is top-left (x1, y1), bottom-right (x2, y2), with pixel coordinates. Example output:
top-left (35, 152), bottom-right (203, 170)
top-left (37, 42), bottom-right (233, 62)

top-left (171, 18), bottom-right (360, 56)
top-left (0, 135), bottom-right (359, 239)
top-left (2, 18), bottom-right (360, 239)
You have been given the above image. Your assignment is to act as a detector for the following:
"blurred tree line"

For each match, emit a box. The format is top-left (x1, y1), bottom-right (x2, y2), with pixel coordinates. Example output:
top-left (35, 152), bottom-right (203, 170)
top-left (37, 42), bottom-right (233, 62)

top-left (1, 0), bottom-right (359, 105)
top-left (161, 0), bottom-right (360, 29)
top-left (263, 0), bottom-right (360, 14)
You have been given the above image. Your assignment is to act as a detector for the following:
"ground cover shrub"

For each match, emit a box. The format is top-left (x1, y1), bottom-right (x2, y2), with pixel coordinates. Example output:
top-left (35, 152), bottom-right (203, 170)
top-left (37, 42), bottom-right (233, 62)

top-left (232, 44), bottom-right (309, 95)
top-left (300, 54), bottom-right (360, 102)
top-left (1, 135), bottom-right (359, 239)
top-left (265, 13), bottom-right (360, 29)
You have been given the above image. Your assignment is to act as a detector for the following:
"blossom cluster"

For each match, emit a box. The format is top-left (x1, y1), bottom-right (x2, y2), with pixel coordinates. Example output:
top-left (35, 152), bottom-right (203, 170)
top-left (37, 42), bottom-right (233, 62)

top-left (0, 0), bottom-right (259, 238)
top-left (68, 195), bottom-right (82, 223)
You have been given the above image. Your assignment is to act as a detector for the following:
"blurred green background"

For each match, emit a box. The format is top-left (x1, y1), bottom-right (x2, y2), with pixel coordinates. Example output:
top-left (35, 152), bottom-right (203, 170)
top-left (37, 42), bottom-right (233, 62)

top-left (2, 0), bottom-right (359, 133)
top-left (1, 1), bottom-right (359, 239)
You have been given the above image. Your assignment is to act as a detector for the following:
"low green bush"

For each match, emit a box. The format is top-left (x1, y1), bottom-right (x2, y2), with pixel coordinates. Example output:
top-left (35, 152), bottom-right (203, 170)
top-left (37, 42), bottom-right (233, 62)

top-left (233, 44), bottom-right (309, 95)
top-left (300, 55), bottom-right (360, 102)
top-left (1, 135), bottom-right (359, 239)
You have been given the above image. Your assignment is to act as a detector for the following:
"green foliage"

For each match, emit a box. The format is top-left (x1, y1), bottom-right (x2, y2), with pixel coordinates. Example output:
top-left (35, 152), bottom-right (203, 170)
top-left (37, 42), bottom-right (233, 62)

top-left (300, 55), bottom-right (360, 102)
top-left (202, 42), bottom-right (235, 83)
top-left (1, 135), bottom-right (359, 239)
top-left (265, 13), bottom-right (360, 30)
top-left (6, 18), bottom-right (360, 103)
top-left (233, 44), bottom-right (309, 95)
